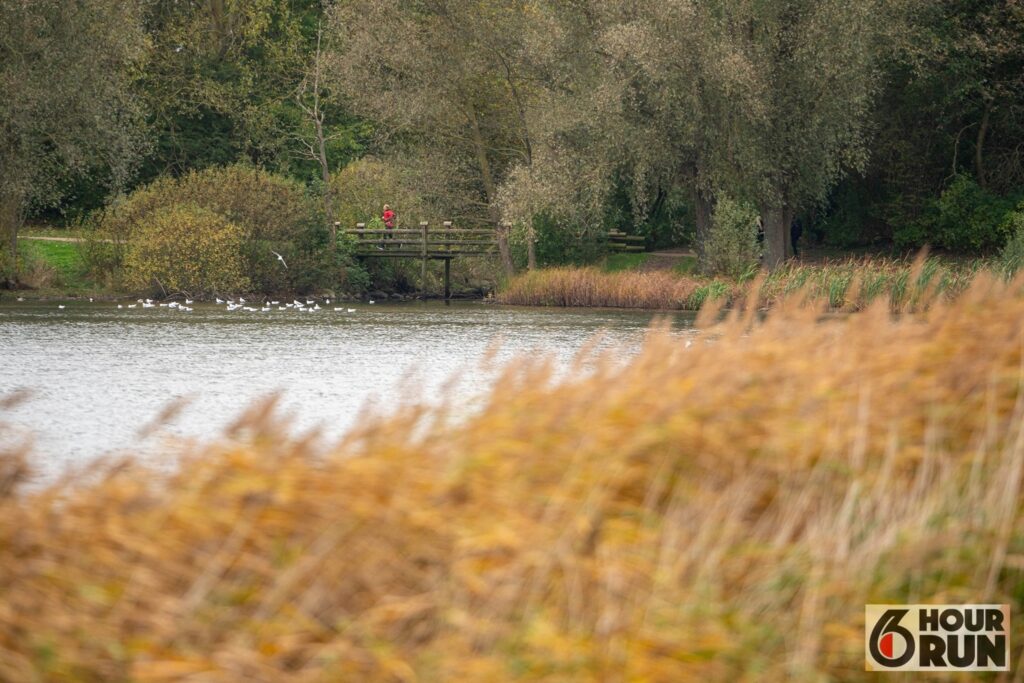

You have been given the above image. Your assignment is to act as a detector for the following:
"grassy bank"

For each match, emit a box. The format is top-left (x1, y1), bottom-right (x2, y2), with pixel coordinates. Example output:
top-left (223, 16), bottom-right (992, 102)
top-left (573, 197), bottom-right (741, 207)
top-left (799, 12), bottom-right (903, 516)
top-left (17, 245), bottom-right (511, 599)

top-left (14, 239), bottom-right (92, 293)
top-left (2, 274), bottom-right (1024, 680)
top-left (499, 255), bottom-right (987, 312)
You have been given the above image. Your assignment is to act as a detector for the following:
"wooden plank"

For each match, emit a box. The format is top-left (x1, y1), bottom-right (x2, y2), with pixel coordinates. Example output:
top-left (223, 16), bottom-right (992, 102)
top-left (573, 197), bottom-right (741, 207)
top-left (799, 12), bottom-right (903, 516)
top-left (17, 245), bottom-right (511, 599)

top-left (343, 228), bottom-right (494, 236)
top-left (354, 250), bottom-right (497, 258)
top-left (424, 240), bottom-right (497, 247)
top-left (351, 239), bottom-right (497, 247)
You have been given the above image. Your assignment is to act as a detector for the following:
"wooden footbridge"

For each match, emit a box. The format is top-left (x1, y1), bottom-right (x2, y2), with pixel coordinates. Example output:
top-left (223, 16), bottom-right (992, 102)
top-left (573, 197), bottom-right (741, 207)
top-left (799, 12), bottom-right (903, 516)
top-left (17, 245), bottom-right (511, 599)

top-left (342, 221), bottom-right (647, 299)
top-left (343, 221), bottom-right (498, 299)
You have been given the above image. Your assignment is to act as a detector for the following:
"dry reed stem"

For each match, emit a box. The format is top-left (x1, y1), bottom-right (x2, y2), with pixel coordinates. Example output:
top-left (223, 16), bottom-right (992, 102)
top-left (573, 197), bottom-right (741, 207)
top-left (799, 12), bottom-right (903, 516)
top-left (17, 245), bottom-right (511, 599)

top-left (2, 274), bottom-right (1024, 680)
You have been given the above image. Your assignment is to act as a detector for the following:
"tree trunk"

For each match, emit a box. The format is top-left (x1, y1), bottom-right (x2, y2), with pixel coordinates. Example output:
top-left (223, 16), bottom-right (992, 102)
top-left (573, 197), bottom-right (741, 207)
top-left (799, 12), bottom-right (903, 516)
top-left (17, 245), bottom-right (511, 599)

top-left (315, 116), bottom-right (334, 247)
top-left (526, 223), bottom-right (537, 270)
top-left (1, 192), bottom-right (20, 271)
top-left (468, 106), bottom-right (515, 276)
top-left (975, 98), bottom-right (993, 188)
top-left (761, 204), bottom-right (792, 271)
top-left (693, 187), bottom-right (714, 273)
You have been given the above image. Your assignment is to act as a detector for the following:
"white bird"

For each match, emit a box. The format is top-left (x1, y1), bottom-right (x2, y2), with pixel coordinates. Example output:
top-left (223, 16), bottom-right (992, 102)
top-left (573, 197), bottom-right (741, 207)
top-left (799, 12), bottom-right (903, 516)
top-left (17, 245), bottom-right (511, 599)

top-left (143, 303), bottom-right (155, 308)
top-left (368, 300), bottom-right (375, 304)
top-left (278, 306), bottom-right (287, 311)
top-left (239, 297), bottom-right (246, 304)
top-left (89, 297), bottom-right (94, 303)
top-left (58, 305), bottom-right (65, 309)
top-left (260, 306), bottom-right (271, 312)
top-left (185, 298), bottom-right (194, 305)
top-left (216, 298), bottom-right (225, 304)
top-left (271, 250), bottom-right (288, 269)
top-left (168, 302), bottom-right (179, 308)
top-left (117, 304), bottom-right (123, 309)
top-left (127, 304), bottom-right (137, 309)
top-left (16, 297), bottom-right (24, 302)
top-left (145, 299), bottom-right (153, 304)
top-left (347, 308), bottom-right (356, 313)
top-left (313, 304), bottom-right (321, 310)
top-left (305, 298), bottom-right (314, 305)
top-left (325, 299), bottom-right (331, 305)
top-left (137, 299), bottom-right (144, 303)
top-left (270, 300), bottom-right (280, 305)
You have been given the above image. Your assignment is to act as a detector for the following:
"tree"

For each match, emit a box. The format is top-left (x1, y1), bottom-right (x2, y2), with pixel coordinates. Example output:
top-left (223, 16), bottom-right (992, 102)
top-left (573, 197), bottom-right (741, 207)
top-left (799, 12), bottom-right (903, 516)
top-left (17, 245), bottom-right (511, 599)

top-left (500, 0), bottom-right (900, 270)
top-left (733, 0), bottom-right (904, 268)
top-left (327, 0), bottom-right (540, 275)
top-left (294, 23), bottom-right (338, 244)
top-left (0, 0), bottom-right (146, 275)
top-left (139, 0), bottom-right (317, 179)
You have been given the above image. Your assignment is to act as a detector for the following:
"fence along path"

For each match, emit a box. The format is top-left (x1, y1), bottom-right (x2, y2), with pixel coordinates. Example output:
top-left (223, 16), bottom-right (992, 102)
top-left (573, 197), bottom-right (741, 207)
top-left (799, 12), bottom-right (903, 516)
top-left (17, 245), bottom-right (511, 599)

top-left (342, 221), bottom-right (498, 299)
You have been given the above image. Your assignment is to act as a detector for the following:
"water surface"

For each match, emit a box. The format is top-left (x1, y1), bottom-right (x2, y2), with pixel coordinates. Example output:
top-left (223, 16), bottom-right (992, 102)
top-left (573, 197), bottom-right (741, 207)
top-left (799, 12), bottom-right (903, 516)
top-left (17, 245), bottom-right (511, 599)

top-left (0, 300), bottom-right (694, 477)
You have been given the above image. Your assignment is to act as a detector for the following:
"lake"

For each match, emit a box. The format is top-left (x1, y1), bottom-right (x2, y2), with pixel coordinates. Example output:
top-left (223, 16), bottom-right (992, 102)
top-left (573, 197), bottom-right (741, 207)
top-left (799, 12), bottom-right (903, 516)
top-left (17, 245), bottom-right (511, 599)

top-left (0, 300), bottom-right (694, 478)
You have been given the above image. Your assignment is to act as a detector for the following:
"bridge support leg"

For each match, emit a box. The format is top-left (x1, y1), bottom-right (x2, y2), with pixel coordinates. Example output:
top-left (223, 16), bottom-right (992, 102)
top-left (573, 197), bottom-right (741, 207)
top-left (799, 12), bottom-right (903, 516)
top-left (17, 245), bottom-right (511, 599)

top-left (444, 258), bottom-right (451, 302)
top-left (420, 221), bottom-right (428, 300)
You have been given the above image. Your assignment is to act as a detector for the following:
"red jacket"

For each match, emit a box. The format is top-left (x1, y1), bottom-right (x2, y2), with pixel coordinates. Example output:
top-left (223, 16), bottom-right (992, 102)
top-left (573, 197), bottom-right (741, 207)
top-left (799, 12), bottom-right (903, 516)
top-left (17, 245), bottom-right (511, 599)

top-left (382, 210), bottom-right (395, 228)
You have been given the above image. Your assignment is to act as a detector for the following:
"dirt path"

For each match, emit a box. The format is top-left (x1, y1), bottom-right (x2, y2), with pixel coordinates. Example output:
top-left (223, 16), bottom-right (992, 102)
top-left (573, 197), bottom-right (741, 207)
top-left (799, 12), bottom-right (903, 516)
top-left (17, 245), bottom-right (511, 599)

top-left (20, 235), bottom-right (86, 243)
top-left (637, 249), bottom-right (696, 273)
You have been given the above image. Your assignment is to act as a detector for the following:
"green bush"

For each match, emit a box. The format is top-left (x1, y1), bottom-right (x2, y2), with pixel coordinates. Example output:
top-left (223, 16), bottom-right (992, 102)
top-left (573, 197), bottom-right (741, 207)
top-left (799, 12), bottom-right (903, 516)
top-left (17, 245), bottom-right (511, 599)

top-left (705, 196), bottom-right (760, 277)
top-left (999, 207), bottom-right (1024, 276)
top-left (527, 213), bottom-right (603, 267)
top-left (123, 205), bottom-right (249, 295)
top-left (933, 175), bottom-right (1015, 252)
top-left (896, 174), bottom-right (1018, 253)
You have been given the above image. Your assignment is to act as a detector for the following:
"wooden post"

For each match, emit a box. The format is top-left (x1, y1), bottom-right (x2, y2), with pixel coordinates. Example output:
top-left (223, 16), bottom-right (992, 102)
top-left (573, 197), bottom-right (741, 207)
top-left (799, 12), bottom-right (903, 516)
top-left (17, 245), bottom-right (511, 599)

top-left (420, 221), bottom-right (428, 299)
top-left (444, 258), bottom-right (451, 302)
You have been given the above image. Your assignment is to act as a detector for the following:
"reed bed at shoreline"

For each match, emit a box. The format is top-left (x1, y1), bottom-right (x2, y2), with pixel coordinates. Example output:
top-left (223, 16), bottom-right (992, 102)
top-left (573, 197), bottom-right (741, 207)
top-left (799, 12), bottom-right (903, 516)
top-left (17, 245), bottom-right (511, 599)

top-left (497, 256), bottom-right (986, 311)
top-left (3, 273), bottom-right (1024, 681)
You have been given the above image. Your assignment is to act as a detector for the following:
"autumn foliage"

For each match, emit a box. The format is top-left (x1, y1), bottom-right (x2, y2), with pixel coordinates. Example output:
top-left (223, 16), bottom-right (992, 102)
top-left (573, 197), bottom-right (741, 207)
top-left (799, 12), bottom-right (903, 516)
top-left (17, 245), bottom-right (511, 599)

top-left (2, 273), bottom-right (1024, 680)
top-left (123, 205), bottom-right (249, 295)
top-left (90, 165), bottom-right (318, 294)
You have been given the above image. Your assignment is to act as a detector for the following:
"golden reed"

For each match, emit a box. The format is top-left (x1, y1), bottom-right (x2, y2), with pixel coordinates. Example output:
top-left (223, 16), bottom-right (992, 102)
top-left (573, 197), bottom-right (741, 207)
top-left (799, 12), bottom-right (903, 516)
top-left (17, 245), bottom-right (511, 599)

top-left (1, 271), bottom-right (1023, 681)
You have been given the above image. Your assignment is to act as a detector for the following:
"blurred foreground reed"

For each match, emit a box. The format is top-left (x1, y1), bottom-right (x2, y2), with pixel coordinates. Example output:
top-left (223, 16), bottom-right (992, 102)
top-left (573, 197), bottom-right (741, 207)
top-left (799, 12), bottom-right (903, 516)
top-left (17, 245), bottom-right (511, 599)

top-left (2, 271), bottom-right (1024, 681)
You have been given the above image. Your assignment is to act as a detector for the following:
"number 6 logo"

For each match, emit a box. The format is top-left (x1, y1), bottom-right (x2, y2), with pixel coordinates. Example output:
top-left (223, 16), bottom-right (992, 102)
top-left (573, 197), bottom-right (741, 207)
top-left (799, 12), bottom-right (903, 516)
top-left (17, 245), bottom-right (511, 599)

top-left (869, 609), bottom-right (915, 667)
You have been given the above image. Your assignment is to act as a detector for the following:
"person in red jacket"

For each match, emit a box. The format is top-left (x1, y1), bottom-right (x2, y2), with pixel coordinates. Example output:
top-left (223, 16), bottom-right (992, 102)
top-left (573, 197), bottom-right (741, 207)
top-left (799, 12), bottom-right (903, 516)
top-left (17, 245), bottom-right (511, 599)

top-left (382, 204), bottom-right (396, 231)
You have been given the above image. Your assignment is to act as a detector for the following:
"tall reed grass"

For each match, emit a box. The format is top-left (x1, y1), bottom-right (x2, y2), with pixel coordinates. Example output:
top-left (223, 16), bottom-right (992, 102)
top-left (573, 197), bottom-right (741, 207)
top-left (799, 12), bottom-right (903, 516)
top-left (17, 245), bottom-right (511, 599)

top-left (498, 256), bottom-right (986, 311)
top-left (2, 272), bottom-right (1024, 681)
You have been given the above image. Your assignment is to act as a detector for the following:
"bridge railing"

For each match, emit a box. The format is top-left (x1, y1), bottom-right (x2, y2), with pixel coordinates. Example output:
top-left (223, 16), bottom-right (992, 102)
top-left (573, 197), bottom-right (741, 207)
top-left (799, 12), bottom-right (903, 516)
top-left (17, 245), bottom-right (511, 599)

top-left (605, 229), bottom-right (646, 253)
top-left (343, 221), bottom-right (499, 257)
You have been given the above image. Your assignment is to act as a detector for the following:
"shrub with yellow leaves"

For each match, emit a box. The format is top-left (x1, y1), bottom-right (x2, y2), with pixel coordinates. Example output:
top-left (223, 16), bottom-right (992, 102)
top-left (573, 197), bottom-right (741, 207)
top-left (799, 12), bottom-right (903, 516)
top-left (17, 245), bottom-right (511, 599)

top-left (88, 165), bottom-right (319, 294)
top-left (123, 204), bottom-right (249, 295)
top-left (2, 273), bottom-right (1024, 681)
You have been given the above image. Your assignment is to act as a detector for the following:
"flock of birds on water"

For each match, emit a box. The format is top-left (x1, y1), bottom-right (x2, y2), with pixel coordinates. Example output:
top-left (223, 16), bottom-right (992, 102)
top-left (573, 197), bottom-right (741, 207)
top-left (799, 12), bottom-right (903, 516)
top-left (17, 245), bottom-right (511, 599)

top-left (18, 296), bottom-right (373, 313)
